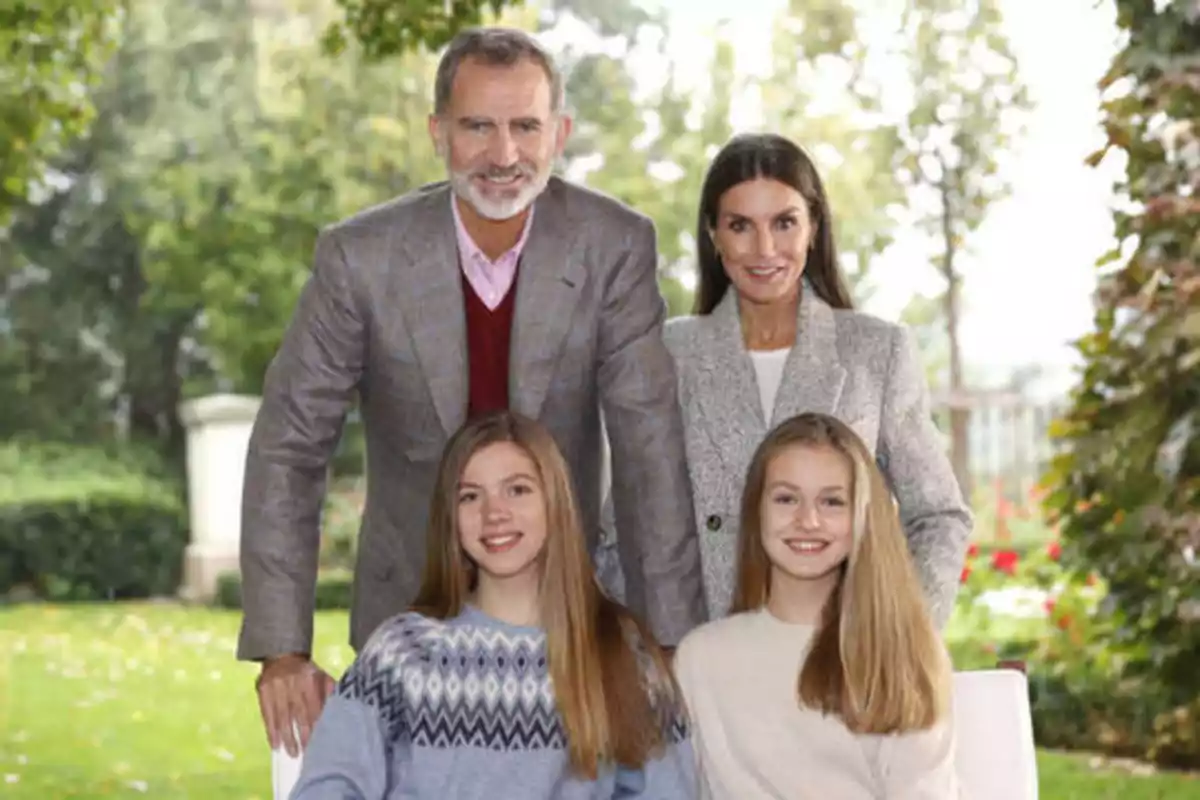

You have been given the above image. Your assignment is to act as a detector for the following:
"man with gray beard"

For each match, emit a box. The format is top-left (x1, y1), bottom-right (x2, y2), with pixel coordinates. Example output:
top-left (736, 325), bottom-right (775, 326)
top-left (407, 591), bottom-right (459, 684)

top-left (237, 26), bottom-right (706, 757)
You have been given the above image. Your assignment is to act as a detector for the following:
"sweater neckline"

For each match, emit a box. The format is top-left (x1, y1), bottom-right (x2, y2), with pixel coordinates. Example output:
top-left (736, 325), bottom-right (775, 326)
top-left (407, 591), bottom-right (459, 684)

top-left (458, 604), bottom-right (545, 637)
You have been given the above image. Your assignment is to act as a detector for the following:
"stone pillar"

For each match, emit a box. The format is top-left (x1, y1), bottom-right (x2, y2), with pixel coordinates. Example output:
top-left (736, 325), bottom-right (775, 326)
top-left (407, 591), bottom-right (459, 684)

top-left (178, 393), bottom-right (262, 602)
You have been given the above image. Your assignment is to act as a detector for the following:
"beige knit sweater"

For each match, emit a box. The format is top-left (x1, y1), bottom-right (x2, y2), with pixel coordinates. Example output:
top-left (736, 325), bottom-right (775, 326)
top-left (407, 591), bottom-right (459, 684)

top-left (674, 609), bottom-right (963, 799)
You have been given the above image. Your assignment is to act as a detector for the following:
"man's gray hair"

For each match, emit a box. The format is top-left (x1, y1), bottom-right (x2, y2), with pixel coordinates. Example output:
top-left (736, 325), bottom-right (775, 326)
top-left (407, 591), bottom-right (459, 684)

top-left (433, 27), bottom-right (564, 115)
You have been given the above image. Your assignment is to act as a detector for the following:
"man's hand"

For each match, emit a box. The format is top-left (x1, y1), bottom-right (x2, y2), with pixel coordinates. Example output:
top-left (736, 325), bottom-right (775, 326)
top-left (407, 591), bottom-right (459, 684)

top-left (256, 653), bottom-right (336, 758)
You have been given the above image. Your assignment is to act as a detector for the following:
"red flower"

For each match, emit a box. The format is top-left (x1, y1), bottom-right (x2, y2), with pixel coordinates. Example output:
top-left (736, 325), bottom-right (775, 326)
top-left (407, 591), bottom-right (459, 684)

top-left (1044, 597), bottom-right (1056, 615)
top-left (1047, 541), bottom-right (1062, 561)
top-left (991, 549), bottom-right (1019, 575)
top-left (1056, 614), bottom-right (1073, 631)
top-left (960, 565), bottom-right (972, 584)
top-left (967, 543), bottom-right (980, 558)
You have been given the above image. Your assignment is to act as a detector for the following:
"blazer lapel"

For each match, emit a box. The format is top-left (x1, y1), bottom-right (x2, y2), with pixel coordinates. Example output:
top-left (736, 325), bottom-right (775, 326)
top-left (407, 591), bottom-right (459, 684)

top-left (392, 185), bottom-right (469, 437)
top-left (772, 287), bottom-right (847, 423)
top-left (691, 286), bottom-right (848, 479)
top-left (691, 291), bottom-right (769, 479)
top-left (509, 180), bottom-right (585, 419)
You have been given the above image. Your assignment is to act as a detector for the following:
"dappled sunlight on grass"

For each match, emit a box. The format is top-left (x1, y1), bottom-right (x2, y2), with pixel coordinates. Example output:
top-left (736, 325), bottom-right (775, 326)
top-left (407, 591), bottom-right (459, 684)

top-left (0, 603), bottom-right (352, 798)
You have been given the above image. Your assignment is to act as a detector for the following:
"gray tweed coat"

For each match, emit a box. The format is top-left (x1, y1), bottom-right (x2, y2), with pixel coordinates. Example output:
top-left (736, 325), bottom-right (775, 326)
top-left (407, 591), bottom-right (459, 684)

top-left (597, 287), bottom-right (972, 628)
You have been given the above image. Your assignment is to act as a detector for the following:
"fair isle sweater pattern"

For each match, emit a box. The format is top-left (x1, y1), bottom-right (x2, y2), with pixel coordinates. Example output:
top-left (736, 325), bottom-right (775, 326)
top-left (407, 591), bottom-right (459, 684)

top-left (338, 608), bottom-right (686, 754)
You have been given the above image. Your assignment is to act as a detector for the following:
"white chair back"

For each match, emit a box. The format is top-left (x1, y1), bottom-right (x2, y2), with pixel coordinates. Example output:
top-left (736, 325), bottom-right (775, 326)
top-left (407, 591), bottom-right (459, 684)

top-left (272, 725), bottom-right (304, 800)
top-left (952, 669), bottom-right (1039, 800)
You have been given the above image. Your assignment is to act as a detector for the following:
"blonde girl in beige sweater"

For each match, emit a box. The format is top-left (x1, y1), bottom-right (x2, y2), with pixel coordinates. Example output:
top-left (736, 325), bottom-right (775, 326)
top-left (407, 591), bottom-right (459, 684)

top-left (674, 412), bottom-right (963, 799)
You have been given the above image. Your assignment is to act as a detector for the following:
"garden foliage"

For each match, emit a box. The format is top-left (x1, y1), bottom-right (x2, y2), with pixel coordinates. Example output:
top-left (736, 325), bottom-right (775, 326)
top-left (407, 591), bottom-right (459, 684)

top-left (0, 443), bottom-right (187, 602)
top-left (1043, 0), bottom-right (1199, 768)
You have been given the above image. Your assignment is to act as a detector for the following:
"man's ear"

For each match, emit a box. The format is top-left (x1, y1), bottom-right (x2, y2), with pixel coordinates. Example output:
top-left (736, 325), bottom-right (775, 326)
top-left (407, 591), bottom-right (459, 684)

top-left (428, 113), bottom-right (445, 156)
top-left (554, 114), bottom-right (573, 156)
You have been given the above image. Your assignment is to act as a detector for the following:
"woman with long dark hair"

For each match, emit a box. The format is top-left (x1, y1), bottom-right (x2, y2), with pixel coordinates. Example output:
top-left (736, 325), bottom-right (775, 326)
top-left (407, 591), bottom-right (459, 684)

top-left (600, 132), bottom-right (970, 625)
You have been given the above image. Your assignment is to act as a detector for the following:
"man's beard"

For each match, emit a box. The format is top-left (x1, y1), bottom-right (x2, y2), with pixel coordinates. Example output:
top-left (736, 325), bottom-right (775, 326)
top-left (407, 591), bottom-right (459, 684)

top-left (448, 161), bottom-right (551, 221)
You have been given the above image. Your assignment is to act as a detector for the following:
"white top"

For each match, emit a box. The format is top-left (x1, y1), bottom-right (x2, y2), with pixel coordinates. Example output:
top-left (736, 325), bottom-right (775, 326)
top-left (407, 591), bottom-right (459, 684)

top-left (674, 609), bottom-right (962, 800)
top-left (749, 347), bottom-right (791, 424)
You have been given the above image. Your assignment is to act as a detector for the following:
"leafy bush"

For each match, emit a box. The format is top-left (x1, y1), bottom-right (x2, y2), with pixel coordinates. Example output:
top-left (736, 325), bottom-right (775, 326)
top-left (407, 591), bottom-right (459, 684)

top-left (1024, 574), bottom-right (1198, 767)
top-left (952, 530), bottom-right (1197, 766)
top-left (0, 442), bottom-right (187, 601)
top-left (950, 537), bottom-right (1187, 762)
top-left (1041, 0), bottom-right (1199, 769)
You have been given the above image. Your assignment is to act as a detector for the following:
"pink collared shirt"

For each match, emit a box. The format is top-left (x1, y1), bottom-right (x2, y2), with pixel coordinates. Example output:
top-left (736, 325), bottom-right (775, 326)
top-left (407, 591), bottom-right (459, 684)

top-left (451, 197), bottom-right (534, 311)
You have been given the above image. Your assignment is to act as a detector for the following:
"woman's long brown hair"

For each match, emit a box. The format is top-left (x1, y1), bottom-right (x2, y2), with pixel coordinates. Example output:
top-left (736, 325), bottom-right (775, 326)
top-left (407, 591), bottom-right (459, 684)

top-left (410, 411), bottom-right (679, 777)
top-left (730, 412), bottom-right (950, 734)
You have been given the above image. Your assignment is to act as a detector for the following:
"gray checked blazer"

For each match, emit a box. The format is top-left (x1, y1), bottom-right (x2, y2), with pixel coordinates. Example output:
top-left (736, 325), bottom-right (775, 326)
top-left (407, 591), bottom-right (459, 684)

top-left (236, 177), bottom-right (707, 661)
top-left (598, 286), bottom-right (972, 627)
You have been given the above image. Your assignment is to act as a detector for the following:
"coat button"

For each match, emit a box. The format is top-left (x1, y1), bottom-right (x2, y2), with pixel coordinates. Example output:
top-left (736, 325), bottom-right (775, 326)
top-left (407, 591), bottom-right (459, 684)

top-left (706, 514), bottom-right (722, 531)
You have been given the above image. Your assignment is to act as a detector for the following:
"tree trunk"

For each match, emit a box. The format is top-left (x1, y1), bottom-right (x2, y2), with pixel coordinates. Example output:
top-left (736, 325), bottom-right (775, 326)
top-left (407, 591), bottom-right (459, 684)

top-left (940, 176), bottom-right (972, 501)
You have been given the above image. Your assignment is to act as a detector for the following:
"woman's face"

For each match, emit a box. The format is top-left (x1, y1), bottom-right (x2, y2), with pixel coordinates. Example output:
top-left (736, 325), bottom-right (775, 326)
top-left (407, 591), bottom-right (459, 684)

top-left (759, 443), bottom-right (854, 584)
top-left (456, 442), bottom-right (549, 584)
top-left (710, 177), bottom-right (815, 308)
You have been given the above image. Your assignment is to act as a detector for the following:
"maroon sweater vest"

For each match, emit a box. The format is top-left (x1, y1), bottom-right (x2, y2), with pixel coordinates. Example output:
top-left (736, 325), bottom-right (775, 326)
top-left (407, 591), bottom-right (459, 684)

top-left (463, 271), bottom-right (518, 419)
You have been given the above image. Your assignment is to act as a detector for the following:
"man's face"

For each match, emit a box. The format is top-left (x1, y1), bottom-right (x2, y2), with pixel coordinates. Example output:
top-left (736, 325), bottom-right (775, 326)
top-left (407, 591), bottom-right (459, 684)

top-left (429, 56), bottom-right (571, 221)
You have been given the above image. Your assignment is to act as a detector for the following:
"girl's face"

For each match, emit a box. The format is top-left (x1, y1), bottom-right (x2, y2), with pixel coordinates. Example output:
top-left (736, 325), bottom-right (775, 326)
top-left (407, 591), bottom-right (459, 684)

top-left (760, 443), bottom-right (854, 582)
top-left (457, 442), bottom-right (549, 583)
top-left (710, 177), bottom-right (815, 309)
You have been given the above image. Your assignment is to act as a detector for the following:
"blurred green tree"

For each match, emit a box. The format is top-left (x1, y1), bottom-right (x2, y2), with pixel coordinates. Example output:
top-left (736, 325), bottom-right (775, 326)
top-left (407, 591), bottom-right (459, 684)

top-left (0, 0), bottom-right (120, 223)
top-left (892, 0), bottom-right (1029, 497)
top-left (322, 0), bottom-right (522, 58)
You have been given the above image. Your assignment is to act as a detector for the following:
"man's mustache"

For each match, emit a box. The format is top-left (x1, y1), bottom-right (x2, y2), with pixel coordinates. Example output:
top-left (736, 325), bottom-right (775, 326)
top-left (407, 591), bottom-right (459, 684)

top-left (473, 164), bottom-right (535, 180)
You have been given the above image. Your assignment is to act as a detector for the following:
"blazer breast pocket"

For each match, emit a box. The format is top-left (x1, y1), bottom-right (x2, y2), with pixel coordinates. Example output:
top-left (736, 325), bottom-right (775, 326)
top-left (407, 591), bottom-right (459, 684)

top-left (372, 354), bottom-right (446, 418)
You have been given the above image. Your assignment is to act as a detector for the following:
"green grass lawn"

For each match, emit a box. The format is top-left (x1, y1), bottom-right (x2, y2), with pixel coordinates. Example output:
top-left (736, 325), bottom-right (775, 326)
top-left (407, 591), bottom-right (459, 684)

top-left (1, 603), bottom-right (1195, 799)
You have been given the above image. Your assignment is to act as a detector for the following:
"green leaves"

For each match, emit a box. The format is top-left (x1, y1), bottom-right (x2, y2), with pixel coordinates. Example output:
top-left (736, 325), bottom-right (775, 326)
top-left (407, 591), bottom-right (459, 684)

top-left (321, 0), bottom-right (518, 59)
top-left (119, 0), bottom-right (447, 392)
top-left (0, 0), bottom-right (456, 449)
top-left (758, 3), bottom-right (904, 296)
top-left (0, 0), bottom-right (121, 223)
top-left (1042, 0), bottom-right (1200, 767)
top-left (897, 0), bottom-right (1028, 243)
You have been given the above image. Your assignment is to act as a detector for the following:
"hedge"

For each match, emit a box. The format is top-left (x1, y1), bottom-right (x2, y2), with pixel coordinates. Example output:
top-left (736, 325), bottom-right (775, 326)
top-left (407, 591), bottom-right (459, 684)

top-left (0, 442), bottom-right (187, 601)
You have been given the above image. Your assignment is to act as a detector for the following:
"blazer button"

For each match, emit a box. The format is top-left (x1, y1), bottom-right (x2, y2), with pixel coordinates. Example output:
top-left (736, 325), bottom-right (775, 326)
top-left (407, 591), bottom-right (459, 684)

top-left (706, 514), bottom-right (722, 531)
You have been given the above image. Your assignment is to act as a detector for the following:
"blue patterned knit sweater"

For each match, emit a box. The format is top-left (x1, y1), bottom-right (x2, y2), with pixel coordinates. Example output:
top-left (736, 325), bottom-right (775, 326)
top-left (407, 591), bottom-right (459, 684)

top-left (289, 606), bottom-right (696, 799)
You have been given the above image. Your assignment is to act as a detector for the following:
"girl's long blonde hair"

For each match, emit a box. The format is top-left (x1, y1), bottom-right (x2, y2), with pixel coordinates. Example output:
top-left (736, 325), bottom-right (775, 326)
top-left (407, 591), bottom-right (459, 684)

top-left (410, 411), bottom-right (678, 777)
top-left (730, 412), bottom-right (950, 734)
